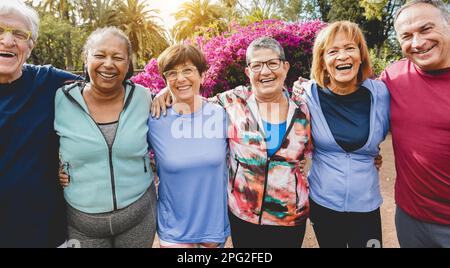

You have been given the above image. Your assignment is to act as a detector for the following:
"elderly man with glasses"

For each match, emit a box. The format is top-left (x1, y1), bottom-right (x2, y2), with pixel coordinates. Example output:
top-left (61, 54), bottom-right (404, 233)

top-left (0, 0), bottom-right (81, 247)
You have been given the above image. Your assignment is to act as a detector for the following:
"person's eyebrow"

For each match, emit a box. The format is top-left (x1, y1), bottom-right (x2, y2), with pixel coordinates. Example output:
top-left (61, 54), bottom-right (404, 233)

top-left (419, 22), bottom-right (435, 30)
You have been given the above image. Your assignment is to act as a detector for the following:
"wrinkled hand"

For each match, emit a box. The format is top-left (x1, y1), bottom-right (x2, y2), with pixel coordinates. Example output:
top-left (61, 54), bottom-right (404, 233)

top-left (293, 76), bottom-right (309, 95)
top-left (375, 154), bottom-right (383, 171)
top-left (298, 159), bottom-right (309, 188)
top-left (151, 87), bottom-right (172, 118)
top-left (59, 168), bottom-right (70, 188)
top-left (299, 159), bottom-right (307, 176)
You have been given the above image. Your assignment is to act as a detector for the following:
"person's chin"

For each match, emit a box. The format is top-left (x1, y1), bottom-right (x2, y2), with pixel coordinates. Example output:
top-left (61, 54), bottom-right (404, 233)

top-left (413, 57), bottom-right (440, 70)
top-left (0, 61), bottom-right (19, 70)
top-left (0, 68), bottom-right (16, 76)
top-left (0, 68), bottom-right (22, 81)
top-left (262, 84), bottom-right (282, 93)
top-left (177, 92), bottom-right (195, 101)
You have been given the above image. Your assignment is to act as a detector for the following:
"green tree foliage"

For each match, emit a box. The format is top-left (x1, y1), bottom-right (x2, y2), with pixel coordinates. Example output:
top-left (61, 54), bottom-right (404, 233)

top-left (78, 0), bottom-right (119, 31)
top-left (172, 0), bottom-right (225, 41)
top-left (231, 0), bottom-right (325, 24)
top-left (117, 0), bottom-right (169, 66)
top-left (316, 0), bottom-right (405, 57)
top-left (219, 0), bottom-right (243, 23)
top-left (39, 0), bottom-right (78, 70)
top-left (30, 13), bottom-right (86, 70)
top-left (25, 0), bottom-right (169, 69)
top-left (327, 0), bottom-right (365, 22)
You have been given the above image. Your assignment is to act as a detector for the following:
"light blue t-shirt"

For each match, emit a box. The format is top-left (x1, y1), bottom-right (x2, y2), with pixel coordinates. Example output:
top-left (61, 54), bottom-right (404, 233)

top-left (262, 120), bottom-right (287, 157)
top-left (147, 102), bottom-right (230, 243)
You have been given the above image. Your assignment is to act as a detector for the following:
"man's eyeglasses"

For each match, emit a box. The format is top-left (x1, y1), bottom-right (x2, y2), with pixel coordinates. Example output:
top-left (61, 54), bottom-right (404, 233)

top-left (163, 66), bottom-right (198, 81)
top-left (247, 58), bottom-right (284, 72)
top-left (0, 26), bottom-right (32, 42)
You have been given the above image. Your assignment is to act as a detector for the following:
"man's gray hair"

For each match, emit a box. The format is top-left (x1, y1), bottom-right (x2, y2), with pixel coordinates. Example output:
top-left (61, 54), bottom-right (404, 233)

top-left (0, 0), bottom-right (40, 42)
top-left (395, 0), bottom-right (450, 24)
top-left (246, 36), bottom-right (286, 65)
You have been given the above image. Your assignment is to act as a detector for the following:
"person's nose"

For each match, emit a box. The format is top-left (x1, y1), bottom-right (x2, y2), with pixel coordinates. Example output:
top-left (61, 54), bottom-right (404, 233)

top-left (175, 71), bottom-right (187, 82)
top-left (102, 57), bottom-right (115, 68)
top-left (411, 34), bottom-right (425, 48)
top-left (336, 49), bottom-right (349, 60)
top-left (260, 63), bottom-right (272, 75)
top-left (411, 33), bottom-right (426, 49)
top-left (0, 32), bottom-right (16, 47)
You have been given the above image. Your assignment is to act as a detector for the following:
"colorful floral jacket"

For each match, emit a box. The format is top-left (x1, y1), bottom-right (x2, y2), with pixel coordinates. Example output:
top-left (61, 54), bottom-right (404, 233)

top-left (212, 86), bottom-right (312, 226)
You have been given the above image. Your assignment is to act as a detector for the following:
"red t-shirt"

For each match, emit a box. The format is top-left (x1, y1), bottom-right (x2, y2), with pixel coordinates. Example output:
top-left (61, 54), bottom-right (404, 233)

top-left (380, 59), bottom-right (450, 225)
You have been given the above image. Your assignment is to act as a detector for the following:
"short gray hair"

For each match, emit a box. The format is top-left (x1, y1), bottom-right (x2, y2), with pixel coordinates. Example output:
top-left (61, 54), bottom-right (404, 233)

top-left (246, 36), bottom-right (286, 65)
top-left (0, 0), bottom-right (40, 42)
top-left (83, 27), bottom-right (133, 60)
top-left (395, 0), bottom-right (450, 24)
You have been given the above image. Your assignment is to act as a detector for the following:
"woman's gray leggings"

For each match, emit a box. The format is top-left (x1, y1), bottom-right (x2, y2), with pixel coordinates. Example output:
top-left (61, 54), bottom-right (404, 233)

top-left (66, 183), bottom-right (157, 248)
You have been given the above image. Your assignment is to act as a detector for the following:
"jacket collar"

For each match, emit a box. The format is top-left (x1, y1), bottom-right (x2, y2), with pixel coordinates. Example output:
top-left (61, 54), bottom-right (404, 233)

top-left (63, 81), bottom-right (135, 113)
top-left (234, 85), bottom-right (299, 136)
top-left (303, 79), bottom-right (377, 102)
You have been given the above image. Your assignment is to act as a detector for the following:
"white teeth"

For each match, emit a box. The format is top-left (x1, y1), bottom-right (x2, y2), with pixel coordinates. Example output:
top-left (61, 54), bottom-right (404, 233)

top-left (336, 64), bottom-right (352, 70)
top-left (98, 72), bottom-right (116, 78)
top-left (415, 45), bottom-right (435, 55)
top-left (261, 78), bottom-right (275, 83)
top-left (418, 47), bottom-right (433, 54)
top-left (0, 51), bottom-right (16, 57)
top-left (177, 86), bottom-right (190, 90)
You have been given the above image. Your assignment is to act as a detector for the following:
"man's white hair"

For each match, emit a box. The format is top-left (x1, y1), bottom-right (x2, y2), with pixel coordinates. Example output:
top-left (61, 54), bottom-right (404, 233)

top-left (0, 0), bottom-right (40, 42)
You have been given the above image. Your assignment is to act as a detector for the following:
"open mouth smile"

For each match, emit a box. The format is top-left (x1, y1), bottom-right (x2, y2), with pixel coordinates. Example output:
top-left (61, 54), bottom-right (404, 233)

top-left (177, 85), bottom-right (192, 91)
top-left (336, 64), bottom-right (353, 71)
top-left (97, 71), bottom-right (118, 79)
top-left (260, 78), bottom-right (276, 84)
top-left (414, 44), bottom-right (436, 55)
top-left (0, 51), bottom-right (17, 58)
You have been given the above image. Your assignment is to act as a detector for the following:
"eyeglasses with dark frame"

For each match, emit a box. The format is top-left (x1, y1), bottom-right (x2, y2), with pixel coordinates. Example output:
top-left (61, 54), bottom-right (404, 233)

top-left (0, 25), bottom-right (32, 42)
top-left (163, 66), bottom-right (198, 81)
top-left (247, 58), bottom-right (284, 72)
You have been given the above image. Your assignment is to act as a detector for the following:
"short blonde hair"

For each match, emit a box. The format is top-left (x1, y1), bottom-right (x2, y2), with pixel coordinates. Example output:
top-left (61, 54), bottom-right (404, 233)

top-left (311, 21), bottom-right (373, 89)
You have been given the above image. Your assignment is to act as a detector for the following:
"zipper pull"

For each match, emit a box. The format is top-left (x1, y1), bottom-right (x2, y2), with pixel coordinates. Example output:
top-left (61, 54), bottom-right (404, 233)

top-left (65, 162), bottom-right (71, 183)
top-left (143, 157), bottom-right (148, 173)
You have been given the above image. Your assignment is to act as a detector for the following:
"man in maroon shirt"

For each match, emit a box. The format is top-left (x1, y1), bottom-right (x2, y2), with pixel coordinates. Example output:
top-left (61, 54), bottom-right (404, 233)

top-left (380, 0), bottom-right (450, 247)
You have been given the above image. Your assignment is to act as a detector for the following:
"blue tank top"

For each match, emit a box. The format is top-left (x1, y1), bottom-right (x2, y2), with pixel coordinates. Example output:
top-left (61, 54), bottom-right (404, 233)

top-left (262, 119), bottom-right (287, 157)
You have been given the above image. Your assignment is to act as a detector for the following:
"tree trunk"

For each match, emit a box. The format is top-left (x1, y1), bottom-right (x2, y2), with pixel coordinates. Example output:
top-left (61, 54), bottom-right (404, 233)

top-left (316, 0), bottom-right (331, 21)
top-left (64, 32), bottom-right (74, 71)
top-left (63, 9), bottom-right (74, 71)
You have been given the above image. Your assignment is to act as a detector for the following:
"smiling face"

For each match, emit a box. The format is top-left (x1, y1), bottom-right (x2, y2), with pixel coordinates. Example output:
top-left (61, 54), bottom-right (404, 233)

top-left (395, 3), bottom-right (450, 71)
top-left (85, 33), bottom-right (130, 92)
top-left (323, 31), bottom-right (361, 90)
top-left (0, 14), bottom-right (34, 83)
top-left (166, 61), bottom-right (203, 103)
top-left (245, 48), bottom-right (289, 100)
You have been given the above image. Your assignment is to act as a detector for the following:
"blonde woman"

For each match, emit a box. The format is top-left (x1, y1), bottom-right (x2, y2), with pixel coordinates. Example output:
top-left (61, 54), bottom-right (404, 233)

top-left (301, 21), bottom-right (390, 248)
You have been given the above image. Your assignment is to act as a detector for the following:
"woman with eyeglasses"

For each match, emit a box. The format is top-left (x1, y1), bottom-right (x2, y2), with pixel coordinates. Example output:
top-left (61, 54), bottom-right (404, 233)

top-left (152, 37), bottom-right (313, 248)
top-left (147, 44), bottom-right (230, 248)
